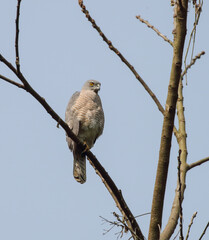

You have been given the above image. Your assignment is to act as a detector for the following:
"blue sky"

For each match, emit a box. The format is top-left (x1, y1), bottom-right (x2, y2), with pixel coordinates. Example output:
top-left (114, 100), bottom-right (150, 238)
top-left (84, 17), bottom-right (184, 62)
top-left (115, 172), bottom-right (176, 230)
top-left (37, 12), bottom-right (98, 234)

top-left (0, 0), bottom-right (209, 239)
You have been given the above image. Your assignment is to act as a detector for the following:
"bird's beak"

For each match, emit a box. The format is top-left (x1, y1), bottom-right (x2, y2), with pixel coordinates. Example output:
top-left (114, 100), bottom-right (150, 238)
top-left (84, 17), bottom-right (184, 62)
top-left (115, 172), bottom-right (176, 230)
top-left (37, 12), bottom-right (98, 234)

top-left (95, 84), bottom-right (101, 92)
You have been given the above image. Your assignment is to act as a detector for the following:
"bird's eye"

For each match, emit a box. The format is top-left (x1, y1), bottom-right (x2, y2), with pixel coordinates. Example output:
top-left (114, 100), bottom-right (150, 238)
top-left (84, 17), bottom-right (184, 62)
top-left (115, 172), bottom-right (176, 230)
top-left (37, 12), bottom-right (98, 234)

top-left (89, 82), bottom-right (94, 86)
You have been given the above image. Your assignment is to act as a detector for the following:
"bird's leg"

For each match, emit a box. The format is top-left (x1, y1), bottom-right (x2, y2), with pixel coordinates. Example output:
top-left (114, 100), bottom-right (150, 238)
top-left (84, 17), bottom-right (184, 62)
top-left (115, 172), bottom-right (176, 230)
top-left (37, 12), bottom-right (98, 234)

top-left (81, 142), bottom-right (90, 156)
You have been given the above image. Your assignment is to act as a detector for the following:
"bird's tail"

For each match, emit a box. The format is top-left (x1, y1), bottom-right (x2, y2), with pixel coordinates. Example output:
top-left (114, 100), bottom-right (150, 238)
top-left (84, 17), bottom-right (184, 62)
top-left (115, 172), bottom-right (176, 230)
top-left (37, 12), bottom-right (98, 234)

top-left (73, 150), bottom-right (86, 184)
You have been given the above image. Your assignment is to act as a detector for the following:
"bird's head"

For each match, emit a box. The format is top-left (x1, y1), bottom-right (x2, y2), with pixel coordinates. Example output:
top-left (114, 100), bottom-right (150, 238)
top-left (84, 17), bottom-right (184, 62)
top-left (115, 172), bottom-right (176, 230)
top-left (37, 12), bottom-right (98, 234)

top-left (82, 80), bottom-right (101, 93)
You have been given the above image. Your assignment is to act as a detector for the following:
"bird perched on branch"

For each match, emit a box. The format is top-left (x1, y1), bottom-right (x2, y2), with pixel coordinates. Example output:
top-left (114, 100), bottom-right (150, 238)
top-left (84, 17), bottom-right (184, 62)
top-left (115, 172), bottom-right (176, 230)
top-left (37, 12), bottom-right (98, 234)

top-left (65, 80), bottom-right (105, 184)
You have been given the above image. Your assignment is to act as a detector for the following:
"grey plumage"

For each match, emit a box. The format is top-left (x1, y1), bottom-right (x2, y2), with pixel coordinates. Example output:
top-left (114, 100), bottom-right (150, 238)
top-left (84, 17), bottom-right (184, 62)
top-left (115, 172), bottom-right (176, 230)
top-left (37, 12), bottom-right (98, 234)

top-left (65, 80), bottom-right (104, 184)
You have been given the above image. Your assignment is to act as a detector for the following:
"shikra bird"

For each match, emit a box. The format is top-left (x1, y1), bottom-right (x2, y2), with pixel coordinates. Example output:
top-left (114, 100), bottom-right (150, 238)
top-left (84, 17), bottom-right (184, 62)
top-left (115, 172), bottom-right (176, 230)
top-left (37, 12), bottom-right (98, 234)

top-left (65, 80), bottom-right (105, 184)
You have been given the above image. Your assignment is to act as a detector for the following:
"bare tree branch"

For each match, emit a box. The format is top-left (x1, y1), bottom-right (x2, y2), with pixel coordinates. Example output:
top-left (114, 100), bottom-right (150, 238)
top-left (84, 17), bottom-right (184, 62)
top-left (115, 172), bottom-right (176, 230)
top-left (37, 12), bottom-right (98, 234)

top-left (136, 15), bottom-right (173, 47)
top-left (199, 222), bottom-right (209, 240)
top-left (181, 51), bottom-right (205, 80)
top-left (0, 74), bottom-right (25, 89)
top-left (185, 212), bottom-right (197, 240)
top-left (1, 51), bottom-right (147, 240)
top-left (77, 0), bottom-right (180, 143)
top-left (78, 0), bottom-right (164, 115)
top-left (184, 0), bottom-right (203, 84)
top-left (149, 1), bottom-right (189, 239)
top-left (187, 157), bottom-right (209, 171)
top-left (161, 5), bottom-right (205, 238)
top-left (15, 0), bottom-right (21, 73)
top-left (0, 53), bottom-right (145, 240)
top-left (178, 150), bottom-right (184, 240)
top-left (100, 215), bottom-right (126, 238)
top-left (134, 212), bottom-right (151, 218)
top-left (160, 76), bottom-right (188, 240)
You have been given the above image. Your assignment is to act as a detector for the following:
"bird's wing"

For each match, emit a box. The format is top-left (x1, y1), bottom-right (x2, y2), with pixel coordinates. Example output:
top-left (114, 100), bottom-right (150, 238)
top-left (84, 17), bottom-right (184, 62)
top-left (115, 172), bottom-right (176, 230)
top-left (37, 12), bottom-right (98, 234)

top-left (65, 91), bottom-right (80, 150)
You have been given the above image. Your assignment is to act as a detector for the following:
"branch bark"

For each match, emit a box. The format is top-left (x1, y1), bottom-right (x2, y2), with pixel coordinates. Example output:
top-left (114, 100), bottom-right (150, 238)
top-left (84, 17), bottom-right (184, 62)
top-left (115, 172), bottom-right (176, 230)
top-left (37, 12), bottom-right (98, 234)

top-left (187, 157), bottom-right (209, 171)
top-left (0, 74), bottom-right (25, 89)
top-left (148, 2), bottom-right (189, 239)
top-left (160, 78), bottom-right (188, 240)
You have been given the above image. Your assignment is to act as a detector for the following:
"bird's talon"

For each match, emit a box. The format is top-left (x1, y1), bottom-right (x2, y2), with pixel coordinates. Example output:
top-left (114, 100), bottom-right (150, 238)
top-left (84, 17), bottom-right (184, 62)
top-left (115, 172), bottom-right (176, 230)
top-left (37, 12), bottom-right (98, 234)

top-left (81, 142), bottom-right (90, 155)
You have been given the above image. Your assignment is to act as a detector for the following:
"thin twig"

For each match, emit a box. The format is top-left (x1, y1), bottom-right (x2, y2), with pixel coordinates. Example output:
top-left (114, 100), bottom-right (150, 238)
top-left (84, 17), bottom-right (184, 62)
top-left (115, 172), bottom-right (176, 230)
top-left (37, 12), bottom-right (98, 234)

top-left (178, 149), bottom-right (184, 240)
top-left (134, 212), bottom-right (151, 218)
top-left (173, 229), bottom-right (180, 240)
top-left (136, 15), bottom-right (173, 47)
top-left (100, 212), bottom-right (142, 240)
top-left (181, 51), bottom-right (205, 80)
top-left (185, 212), bottom-right (197, 240)
top-left (0, 74), bottom-right (25, 89)
top-left (184, 0), bottom-right (203, 84)
top-left (187, 157), bottom-right (209, 171)
top-left (100, 215), bottom-right (124, 237)
top-left (199, 222), bottom-right (209, 240)
top-left (15, 0), bottom-right (22, 73)
top-left (113, 212), bottom-right (140, 240)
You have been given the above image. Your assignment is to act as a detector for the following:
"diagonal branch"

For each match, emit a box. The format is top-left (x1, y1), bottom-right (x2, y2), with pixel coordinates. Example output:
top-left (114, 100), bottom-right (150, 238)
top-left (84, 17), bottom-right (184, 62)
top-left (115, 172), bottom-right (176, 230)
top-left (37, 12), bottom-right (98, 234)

top-left (183, 0), bottom-right (203, 84)
top-left (199, 222), bottom-right (209, 240)
top-left (0, 54), bottom-right (144, 240)
top-left (78, 0), bottom-right (164, 115)
top-left (181, 50), bottom-right (205, 80)
top-left (187, 156), bottom-right (209, 171)
top-left (0, 74), bottom-right (25, 89)
top-left (136, 15), bottom-right (173, 47)
top-left (78, 0), bottom-right (179, 141)
top-left (185, 212), bottom-right (197, 240)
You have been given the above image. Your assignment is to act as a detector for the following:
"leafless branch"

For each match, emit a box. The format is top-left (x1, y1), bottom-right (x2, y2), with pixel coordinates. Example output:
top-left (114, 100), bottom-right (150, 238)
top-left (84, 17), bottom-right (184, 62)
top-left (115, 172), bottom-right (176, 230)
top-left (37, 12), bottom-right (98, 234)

top-left (135, 212), bottom-right (151, 218)
top-left (78, 0), bottom-right (180, 144)
top-left (113, 212), bottom-right (140, 239)
top-left (199, 222), bottom-right (209, 240)
top-left (181, 51), bottom-right (205, 80)
top-left (187, 157), bottom-right (209, 171)
top-left (185, 212), bottom-right (197, 240)
top-left (15, 0), bottom-right (21, 73)
top-left (100, 212), bottom-right (141, 240)
top-left (0, 1), bottom-right (145, 240)
top-left (178, 150), bottom-right (184, 240)
top-left (184, 0), bottom-right (203, 84)
top-left (100, 215), bottom-right (125, 238)
top-left (0, 74), bottom-right (25, 89)
top-left (136, 15), bottom-right (173, 47)
top-left (173, 230), bottom-right (180, 240)
top-left (1, 53), bottom-right (145, 240)
top-left (78, 0), bottom-right (164, 116)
